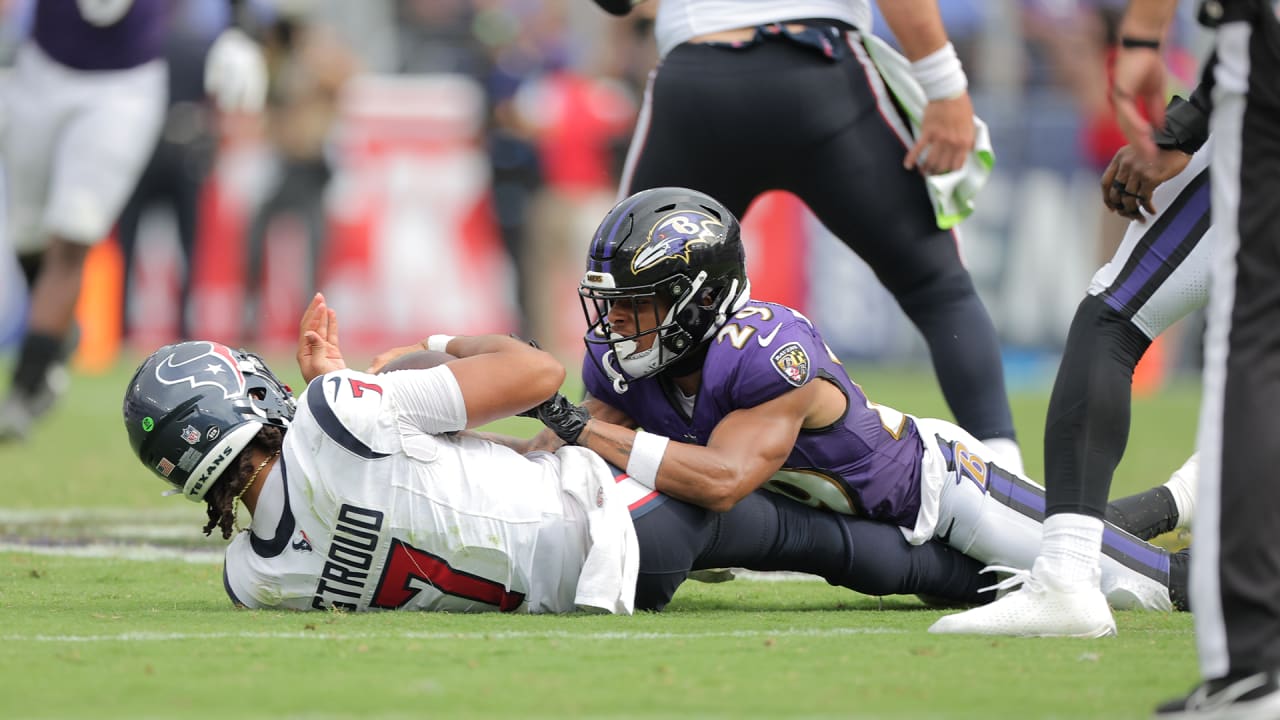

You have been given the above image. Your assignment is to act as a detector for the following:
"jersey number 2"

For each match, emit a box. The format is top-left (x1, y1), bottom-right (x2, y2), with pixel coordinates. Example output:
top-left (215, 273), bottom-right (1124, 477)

top-left (371, 539), bottom-right (525, 612)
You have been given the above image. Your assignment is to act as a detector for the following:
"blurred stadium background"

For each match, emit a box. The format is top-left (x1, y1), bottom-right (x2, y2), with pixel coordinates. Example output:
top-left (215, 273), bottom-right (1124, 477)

top-left (0, 0), bottom-right (1213, 387)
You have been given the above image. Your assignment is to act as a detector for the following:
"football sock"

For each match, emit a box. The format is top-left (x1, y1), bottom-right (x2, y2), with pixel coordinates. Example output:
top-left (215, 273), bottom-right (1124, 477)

top-left (1105, 486), bottom-right (1178, 541)
top-left (1037, 513), bottom-right (1103, 588)
top-left (981, 437), bottom-right (1025, 476)
top-left (10, 332), bottom-right (62, 399)
top-left (1162, 453), bottom-right (1198, 530)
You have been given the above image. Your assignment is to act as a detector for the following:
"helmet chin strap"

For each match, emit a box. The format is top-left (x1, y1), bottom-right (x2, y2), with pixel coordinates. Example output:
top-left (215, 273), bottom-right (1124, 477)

top-left (696, 276), bottom-right (751, 344)
top-left (601, 348), bottom-right (630, 394)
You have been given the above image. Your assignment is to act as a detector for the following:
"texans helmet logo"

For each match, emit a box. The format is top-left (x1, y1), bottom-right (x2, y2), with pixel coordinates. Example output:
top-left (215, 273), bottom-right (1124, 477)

top-left (631, 210), bottom-right (724, 273)
top-left (154, 341), bottom-right (246, 400)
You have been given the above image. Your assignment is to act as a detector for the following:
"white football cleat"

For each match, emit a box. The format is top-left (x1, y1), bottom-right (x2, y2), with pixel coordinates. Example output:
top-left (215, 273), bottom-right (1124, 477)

top-left (927, 561), bottom-right (1117, 638)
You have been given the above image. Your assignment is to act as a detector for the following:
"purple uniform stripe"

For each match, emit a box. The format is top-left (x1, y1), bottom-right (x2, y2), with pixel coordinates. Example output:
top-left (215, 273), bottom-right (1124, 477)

top-left (1105, 177), bottom-right (1211, 310)
top-left (940, 440), bottom-right (1170, 579)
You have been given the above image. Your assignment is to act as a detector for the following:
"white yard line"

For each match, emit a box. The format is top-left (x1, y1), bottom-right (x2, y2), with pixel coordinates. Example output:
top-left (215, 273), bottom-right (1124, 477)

top-left (0, 542), bottom-right (221, 563)
top-left (1, 627), bottom-right (906, 643)
top-left (0, 541), bottom-right (824, 580)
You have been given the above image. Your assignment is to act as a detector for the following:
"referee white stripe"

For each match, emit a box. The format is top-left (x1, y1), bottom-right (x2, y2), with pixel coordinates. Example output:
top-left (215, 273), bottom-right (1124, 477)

top-left (1193, 18), bottom-right (1254, 681)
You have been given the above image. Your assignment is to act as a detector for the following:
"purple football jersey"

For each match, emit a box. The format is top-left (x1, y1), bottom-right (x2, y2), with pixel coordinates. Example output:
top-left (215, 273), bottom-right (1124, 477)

top-left (583, 300), bottom-right (925, 527)
top-left (34, 0), bottom-right (169, 71)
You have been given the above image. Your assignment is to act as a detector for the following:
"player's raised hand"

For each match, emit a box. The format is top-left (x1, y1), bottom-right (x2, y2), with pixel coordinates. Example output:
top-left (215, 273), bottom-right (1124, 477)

top-left (905, 92), bottom-right (975, 176)
top-left (297, 293), bottom-right (346, 384)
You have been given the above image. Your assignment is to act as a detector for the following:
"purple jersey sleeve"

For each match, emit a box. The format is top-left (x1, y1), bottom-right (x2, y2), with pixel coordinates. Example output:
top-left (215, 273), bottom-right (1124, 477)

top-left (700, 305), bottom-right (825, 411)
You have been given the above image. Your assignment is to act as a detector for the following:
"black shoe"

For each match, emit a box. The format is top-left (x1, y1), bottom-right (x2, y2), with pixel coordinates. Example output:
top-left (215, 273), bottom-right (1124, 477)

top-left (1154, 671), bottom-right (1280, 719)
top-left (0, 363), bottom-right (69, 442)
top-left (0, 392), bottom-right (37, 442)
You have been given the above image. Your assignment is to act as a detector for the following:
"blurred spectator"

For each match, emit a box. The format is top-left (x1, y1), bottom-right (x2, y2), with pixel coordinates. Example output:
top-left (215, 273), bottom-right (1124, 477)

top-left (488, 0), bottom-right (637, 356)
top-left (118, 0), bottom-right (263, 341)
top-left (241, 7), bottom-right (357, 341)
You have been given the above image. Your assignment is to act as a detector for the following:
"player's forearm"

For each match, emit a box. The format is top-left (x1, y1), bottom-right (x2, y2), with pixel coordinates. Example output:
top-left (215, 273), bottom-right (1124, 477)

top-left (876, 0), bottom-right (951, 60)
top-left (579, 419), bottom-right (760, 512)
top-left (439, 334), bottom-right (530, 359)
top-left (1118, 0), bottom-right (1178, 41)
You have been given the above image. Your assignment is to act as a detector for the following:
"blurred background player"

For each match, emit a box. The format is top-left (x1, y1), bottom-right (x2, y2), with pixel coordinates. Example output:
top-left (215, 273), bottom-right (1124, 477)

top-left (240, 4), bottom-right (357, 341)
top-left (0, 0), bottom-right (267, 441)
top-left (591, 0), bottom-right (1025, 472)
top-left (117, 0), bottom-right (272, 344)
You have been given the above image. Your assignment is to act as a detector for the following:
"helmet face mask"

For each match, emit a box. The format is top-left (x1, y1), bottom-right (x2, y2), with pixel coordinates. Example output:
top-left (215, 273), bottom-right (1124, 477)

top-left (122, 341), bottom-right (296, 502)
top-left (581, 188), bottom-right (750, 391)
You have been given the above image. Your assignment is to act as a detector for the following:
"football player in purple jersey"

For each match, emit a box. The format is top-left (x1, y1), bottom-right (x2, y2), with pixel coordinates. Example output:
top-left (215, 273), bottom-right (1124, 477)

top-left (522, 187), bottom-right (1193, 620)
top-left (0, 0), bottom-right (266, 442)
top-left (593, 0), bottom-right (1024, 476)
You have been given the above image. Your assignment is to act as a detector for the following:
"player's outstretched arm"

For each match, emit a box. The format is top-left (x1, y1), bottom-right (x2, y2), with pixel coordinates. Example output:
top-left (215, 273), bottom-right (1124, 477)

top-left (432, 335), bottom-right (567, 429)
top-left (577, 384), bottom-right (818, 512)
top-left (526, 395), bottom-right (636, 453)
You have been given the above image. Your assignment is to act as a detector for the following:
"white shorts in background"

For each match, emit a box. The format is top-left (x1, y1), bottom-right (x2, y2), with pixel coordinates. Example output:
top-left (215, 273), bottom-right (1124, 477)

top-left (2, 43), bottom-right (166, 252)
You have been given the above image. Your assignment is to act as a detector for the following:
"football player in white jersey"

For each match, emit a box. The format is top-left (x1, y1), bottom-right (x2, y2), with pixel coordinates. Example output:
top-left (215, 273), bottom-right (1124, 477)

top-left (119, 293), bottom-right (1002, 613)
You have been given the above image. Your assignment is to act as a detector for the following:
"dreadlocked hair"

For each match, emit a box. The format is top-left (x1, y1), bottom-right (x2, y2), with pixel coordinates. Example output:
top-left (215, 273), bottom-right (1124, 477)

top-left (202, 425), bottom-right (285, 540)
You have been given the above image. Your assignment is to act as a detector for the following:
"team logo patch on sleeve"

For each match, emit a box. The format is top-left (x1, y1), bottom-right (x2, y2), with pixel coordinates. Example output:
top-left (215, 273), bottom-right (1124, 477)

top-left (770, 342), bottom-right (811, 386)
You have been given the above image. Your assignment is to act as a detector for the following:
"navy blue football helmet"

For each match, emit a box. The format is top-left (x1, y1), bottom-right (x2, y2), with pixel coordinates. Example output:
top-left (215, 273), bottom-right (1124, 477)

top-left (580, 187), bottom-right (750, 392)
top-left (122, 341), bottom-right (295, 502)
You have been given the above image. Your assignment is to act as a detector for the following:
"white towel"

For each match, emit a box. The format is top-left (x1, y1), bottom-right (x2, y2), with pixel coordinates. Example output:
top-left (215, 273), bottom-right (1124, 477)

top-left (555, 446), bottom-right (640, 615)
top-left (858, 33), bottom-right (995, 230)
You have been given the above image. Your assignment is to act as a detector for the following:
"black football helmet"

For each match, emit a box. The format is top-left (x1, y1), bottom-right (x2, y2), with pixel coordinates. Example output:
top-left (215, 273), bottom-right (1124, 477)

top-left (580, 187), bottom-right (750, 392)
top-left (122, 341), bottom-right (296, 502)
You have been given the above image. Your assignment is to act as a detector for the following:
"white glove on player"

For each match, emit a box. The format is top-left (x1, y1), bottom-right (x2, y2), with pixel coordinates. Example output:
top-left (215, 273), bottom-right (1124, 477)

top-left (204, 27), bottom-right (268, 114)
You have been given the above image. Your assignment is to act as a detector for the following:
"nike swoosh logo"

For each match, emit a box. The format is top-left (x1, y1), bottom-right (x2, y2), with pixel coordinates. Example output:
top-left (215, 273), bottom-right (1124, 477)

top-left (756, 325), bottom-right (783, 348)
top-left (935, 518), bottom-right (957, 546)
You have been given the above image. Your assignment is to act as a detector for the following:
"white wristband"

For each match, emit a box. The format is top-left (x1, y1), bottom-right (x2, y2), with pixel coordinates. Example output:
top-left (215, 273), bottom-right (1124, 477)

top-left (424, 334), bottom-right (455, 353)
top-left (626, 430), bottom-right (669, 490)
top-left (910, 42), bottom-right (968, 102)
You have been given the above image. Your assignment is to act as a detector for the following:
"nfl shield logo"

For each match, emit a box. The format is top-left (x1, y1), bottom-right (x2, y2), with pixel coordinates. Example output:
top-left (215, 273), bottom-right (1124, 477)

top-left (181, 425), bottom-right (201, 445)
top-left (770, 342), bottom-right (811, 387)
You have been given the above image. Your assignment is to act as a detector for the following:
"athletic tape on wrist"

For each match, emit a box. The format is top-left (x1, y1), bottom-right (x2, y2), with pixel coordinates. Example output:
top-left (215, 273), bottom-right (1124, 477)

top-left (910, 42), bottom-right (968, 102)
top-left (626, 430), bottom-right (669, 490)
top-left (425, 335), bottom-right (455, 353)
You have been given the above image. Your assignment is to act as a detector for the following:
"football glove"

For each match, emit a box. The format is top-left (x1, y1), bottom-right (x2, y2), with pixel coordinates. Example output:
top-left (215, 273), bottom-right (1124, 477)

top-left (520, 393), bottom-right (590, 445)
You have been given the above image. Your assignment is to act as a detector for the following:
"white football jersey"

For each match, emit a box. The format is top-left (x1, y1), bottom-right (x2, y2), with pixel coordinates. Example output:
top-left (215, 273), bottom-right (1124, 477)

top-left (224, 367), bottom-right (639, 614)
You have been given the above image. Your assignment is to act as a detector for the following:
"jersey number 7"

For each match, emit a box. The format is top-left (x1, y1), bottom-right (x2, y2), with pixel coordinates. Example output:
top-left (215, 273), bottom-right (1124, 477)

top-left (370, 538), bottom-right (526, 612)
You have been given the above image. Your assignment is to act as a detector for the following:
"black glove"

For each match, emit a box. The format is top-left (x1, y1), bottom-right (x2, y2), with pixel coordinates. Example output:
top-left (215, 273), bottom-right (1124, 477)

top-left (519, 392), bottom-right (590, 445)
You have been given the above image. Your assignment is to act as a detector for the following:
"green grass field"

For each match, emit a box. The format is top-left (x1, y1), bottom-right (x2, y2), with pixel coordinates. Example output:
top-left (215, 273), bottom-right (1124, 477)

top-left (0, 355), bottom-right (1203, 719)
